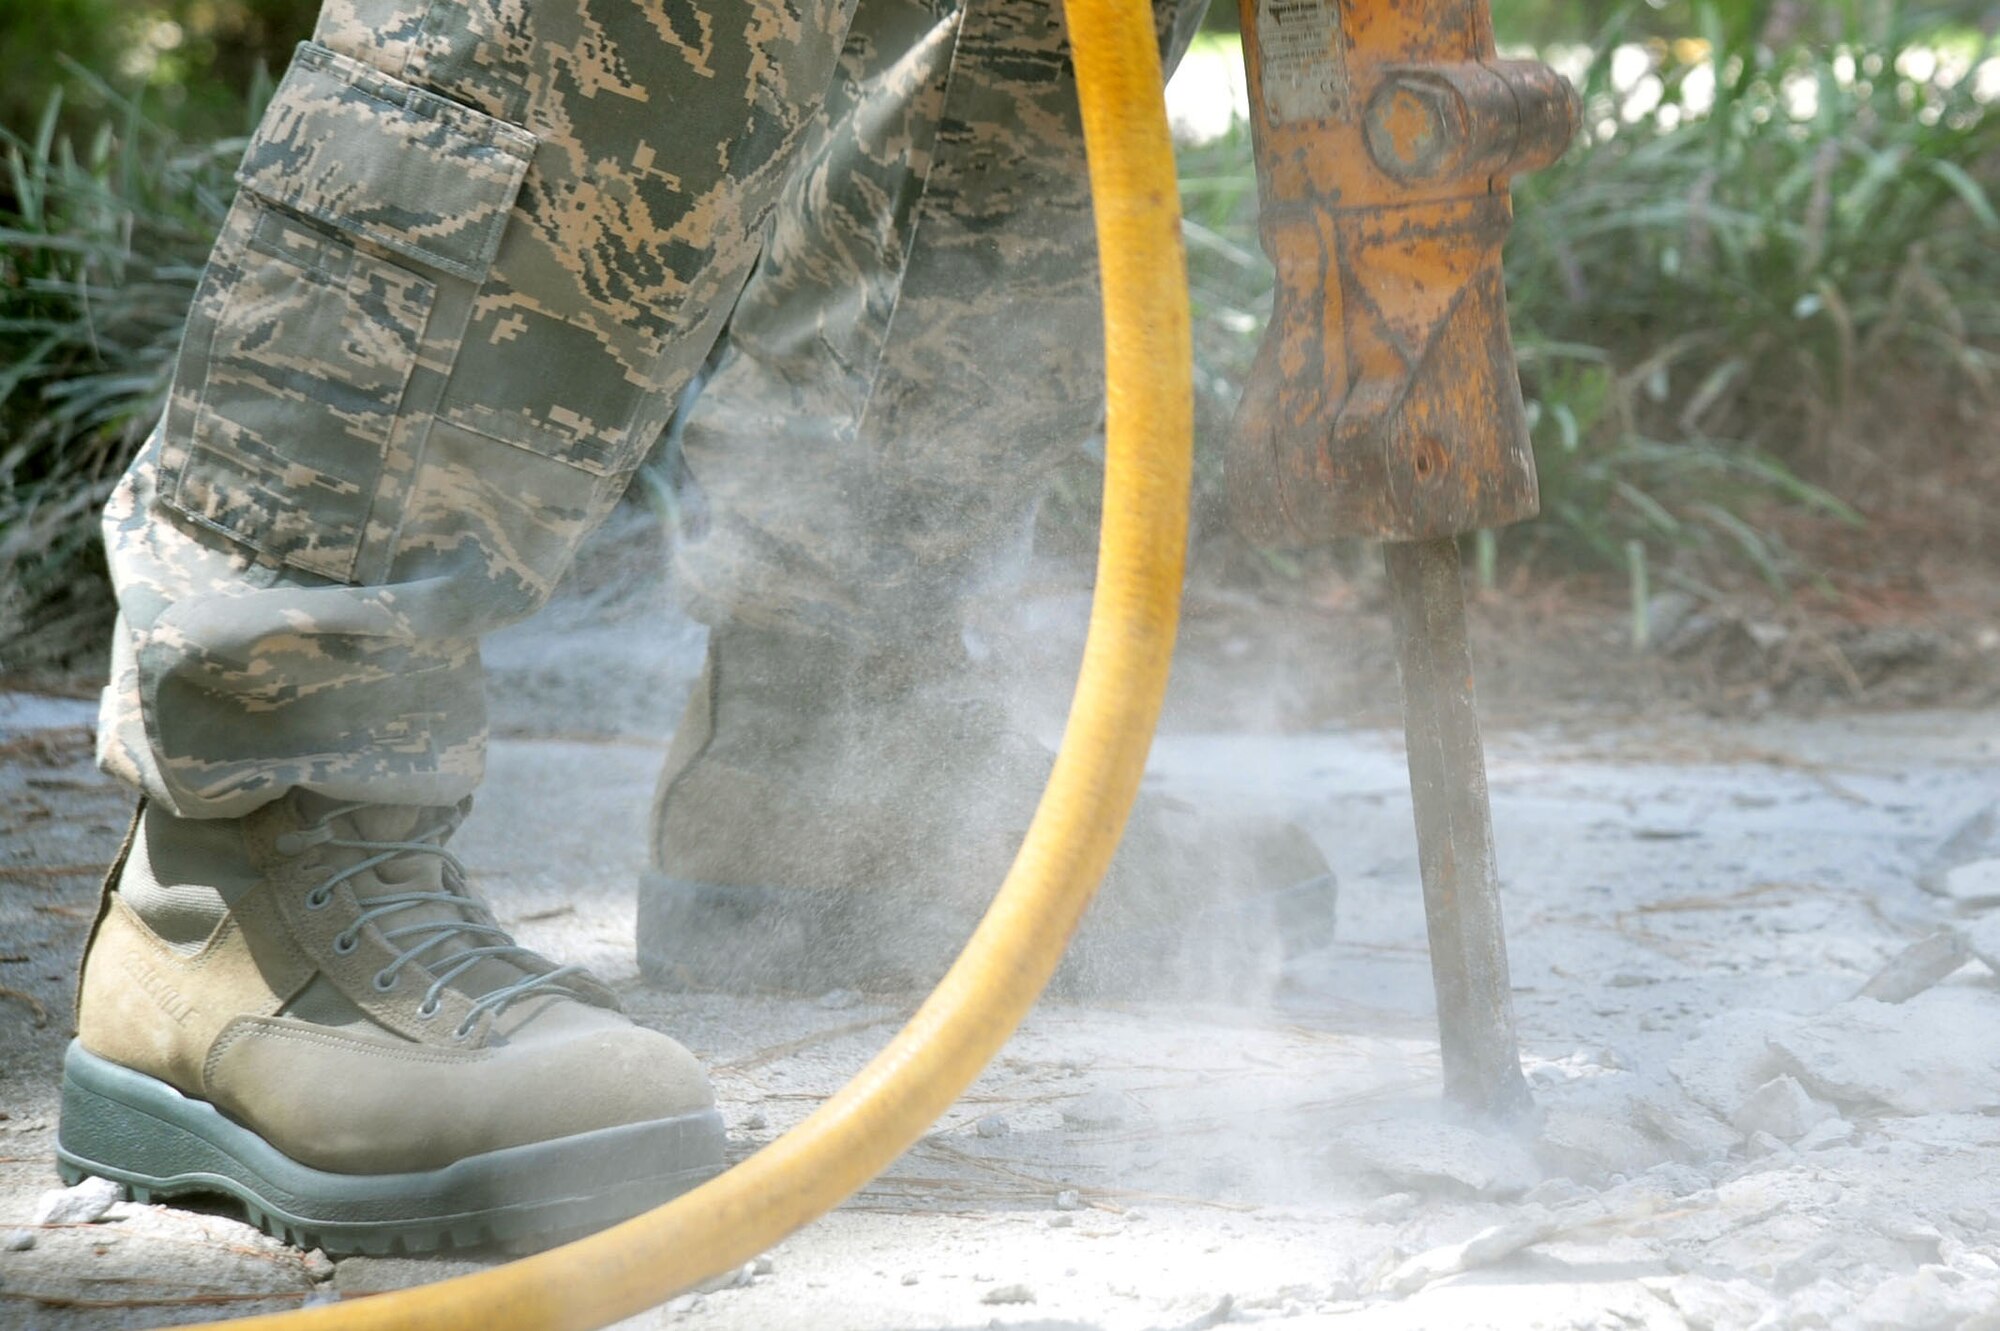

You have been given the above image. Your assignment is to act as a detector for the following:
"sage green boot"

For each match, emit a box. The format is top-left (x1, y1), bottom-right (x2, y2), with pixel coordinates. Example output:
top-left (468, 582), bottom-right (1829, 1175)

top-left (638, 626), bottom-right (1337, 998)
top-left (60, 797), bottom-right (722, 1254)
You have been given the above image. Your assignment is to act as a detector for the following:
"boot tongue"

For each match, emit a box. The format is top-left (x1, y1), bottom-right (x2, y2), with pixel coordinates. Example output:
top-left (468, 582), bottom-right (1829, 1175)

top-left (346, 805), bottom-right (452, 891)
top-left (311, 798), bottom-right (538, 999)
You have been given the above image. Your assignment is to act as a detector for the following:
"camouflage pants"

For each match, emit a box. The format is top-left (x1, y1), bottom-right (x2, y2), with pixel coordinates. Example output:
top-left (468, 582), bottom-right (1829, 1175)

top-left (99, 0), bottom-right (1202, 819)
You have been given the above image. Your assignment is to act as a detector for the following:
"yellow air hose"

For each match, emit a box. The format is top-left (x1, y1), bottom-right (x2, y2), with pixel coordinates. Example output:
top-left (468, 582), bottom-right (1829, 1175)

top-left (172, 0), bottom-right (1190, 1324)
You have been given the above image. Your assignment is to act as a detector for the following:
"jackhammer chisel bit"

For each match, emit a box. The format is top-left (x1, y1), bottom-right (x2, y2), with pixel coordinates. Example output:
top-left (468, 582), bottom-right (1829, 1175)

top-left (1229, 0), bottom-right (1578, 1117)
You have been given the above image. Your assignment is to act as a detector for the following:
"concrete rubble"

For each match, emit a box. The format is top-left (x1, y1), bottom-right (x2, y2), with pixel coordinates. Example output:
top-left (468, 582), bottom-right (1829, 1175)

top-left (1932, 858), bottom-right (2000, 905)
top-left (1729, 1075), bottom-right (1835, 1143)
top-left (6, 663), bottom-right (2000, 1328)
top-left (33, 1178), bottom-right (121, 1228)
top-left (1965, 913), bottom-right (2000, 975)
top-left (1855, 926), bottom-right (1972, 1002)
top-left (1334, 1119), bottom-right (1540, 1198)
top-left (1766, 990), bottom-right (2000, 1116)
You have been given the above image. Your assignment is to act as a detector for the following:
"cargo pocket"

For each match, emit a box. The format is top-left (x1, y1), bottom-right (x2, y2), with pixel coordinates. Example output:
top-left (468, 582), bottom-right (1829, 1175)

top-left (163, 43), bottom-right (537, 584)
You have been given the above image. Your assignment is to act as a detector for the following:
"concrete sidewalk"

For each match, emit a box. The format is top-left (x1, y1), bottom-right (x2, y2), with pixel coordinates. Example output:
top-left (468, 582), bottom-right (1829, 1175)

top-left (4, 693), bottom-right (2000, 1329)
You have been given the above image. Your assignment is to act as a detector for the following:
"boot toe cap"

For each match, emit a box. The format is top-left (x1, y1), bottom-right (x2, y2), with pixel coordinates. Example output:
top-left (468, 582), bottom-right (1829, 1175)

top-left (206, 1014), bottom-right (715, 1174)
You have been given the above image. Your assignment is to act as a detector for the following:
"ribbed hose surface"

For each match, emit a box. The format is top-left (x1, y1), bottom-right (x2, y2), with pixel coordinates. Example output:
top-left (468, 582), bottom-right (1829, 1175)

top-left (167, 0), bottom-right (1191, 1322)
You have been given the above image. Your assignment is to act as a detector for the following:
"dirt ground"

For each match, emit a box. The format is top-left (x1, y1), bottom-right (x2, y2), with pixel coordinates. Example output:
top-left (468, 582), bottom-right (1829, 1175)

top-left (6, 539), bottom-right (2000, 1331)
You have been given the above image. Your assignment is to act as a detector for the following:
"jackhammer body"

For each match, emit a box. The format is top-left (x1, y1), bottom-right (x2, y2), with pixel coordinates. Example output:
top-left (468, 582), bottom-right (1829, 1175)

top-left (1231, 0), bottom-right (1578, 1116)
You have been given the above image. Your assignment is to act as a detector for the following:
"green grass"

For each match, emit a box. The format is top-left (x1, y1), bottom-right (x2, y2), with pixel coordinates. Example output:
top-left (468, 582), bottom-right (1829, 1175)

top-left (0, 68), bottom-right (256, 668)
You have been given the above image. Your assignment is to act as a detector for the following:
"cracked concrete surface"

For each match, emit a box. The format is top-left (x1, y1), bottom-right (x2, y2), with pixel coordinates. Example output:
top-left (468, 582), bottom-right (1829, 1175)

top-left (5, 647), bottom-right (2000, 1328)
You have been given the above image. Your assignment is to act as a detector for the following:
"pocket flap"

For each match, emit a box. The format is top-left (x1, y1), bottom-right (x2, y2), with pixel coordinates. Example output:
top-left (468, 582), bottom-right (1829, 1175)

top-left (236, 43), bottom-right (538, 283)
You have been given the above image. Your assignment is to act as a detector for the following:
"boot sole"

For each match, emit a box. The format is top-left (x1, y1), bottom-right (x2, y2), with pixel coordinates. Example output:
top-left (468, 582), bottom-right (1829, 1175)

top-left (56, 1041), bottom-right (726, 1256)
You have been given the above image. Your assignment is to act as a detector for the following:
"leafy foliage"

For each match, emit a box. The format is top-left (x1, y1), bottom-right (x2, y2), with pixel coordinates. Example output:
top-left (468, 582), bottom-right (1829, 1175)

top-left (2, 3), bottom-right (1997, 666)
top-left (0, 0), bottom-right (314, 136)
top-left (0, 72), bottom-right (251, 665)
top-left (1507, 0), bottom-right (2000, 582)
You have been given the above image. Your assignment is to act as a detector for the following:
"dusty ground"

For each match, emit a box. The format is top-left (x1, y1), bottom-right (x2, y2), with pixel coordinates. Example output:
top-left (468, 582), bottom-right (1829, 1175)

top-left (6, 559), bottom-right (2000, 1330)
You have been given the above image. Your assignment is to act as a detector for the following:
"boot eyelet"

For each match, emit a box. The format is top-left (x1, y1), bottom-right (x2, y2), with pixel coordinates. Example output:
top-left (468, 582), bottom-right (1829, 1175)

top-left (333, 933), bottom-right (358, 956)
top-left (452, 1021), bottom-right (474, 1040)
top-left (305, 887), bottom-right (333, 910)
top-left (417, 997), bottom-right (442, 1020)
top-left (372, 970), bottom-right (399, 993)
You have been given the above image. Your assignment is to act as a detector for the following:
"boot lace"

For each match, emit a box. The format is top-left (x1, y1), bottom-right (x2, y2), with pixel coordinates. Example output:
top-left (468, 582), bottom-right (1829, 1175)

top-left (279, 804), bottom-right (585, 1037)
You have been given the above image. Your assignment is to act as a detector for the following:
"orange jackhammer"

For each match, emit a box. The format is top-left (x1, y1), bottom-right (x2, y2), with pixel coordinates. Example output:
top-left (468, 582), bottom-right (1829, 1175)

top-left (1231, 0), bottom-right (1578, 1117)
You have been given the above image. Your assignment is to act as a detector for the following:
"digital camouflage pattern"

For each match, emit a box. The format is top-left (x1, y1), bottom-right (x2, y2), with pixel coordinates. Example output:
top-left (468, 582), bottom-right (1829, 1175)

top-left (672, 0), bottom-right (1202, 642)
top-left (100, 0), bottom-right (1202, 818)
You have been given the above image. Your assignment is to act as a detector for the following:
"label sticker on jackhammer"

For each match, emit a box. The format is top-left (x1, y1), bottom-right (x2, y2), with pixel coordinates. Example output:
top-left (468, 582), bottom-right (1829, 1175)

top-left (1256, 0), bottom-right (1349, 124)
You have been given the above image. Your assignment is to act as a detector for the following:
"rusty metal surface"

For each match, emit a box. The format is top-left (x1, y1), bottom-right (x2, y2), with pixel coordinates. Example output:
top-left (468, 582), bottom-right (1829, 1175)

top-left (1384, 537), bottom-right (1533, 1118)
top-left (1227, 0), bottom-right (1578, 546)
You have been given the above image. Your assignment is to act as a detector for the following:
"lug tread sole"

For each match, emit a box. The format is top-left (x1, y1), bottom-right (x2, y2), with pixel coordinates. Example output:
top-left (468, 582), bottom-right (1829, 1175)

top-left (56, 1041), bottom-right (725, 1256)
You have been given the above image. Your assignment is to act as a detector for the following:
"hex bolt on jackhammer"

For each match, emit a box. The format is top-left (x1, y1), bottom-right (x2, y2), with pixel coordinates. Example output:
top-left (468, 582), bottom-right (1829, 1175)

top-left (1230, 0), bottom-right (1580, 1117)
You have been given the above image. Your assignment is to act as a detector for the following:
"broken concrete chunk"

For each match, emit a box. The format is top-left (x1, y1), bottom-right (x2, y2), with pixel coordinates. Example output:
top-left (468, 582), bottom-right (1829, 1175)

top-left (1942, 1236), bottom-right (2000, 1278)
top-left (32, 1176), bottom-right (121, 1227)
top-left (980, 1283), bottom-right (1036, 1305)
top-left (1767, 990), bottom-right (2000, 1115)
top-left (1638, 1162), bottom-right (1714, 1198)
top-left (1731, 1075), bottom-right (1836, 1143)
top-left (1792, 1118), bottom-right (1856, 1152)
top-left (1856, 927), bottom-right (1971, 1003)
top-left (1536, 1118), bottom-right (1659, 1183)
top-left (1337, 1118), bottom-right (1540, 1198)
top-left (1849, 1265), bottom-right (1999, 1330)
top-left (974, 1114), bottom-right (1010, 1139)
top-left (1377, 1207), bottom-right (1560, 1298)
top-left (1660, 1275), bottom-right (1778, 1329)
top-left (1523, 1178), bottom-right (1593, 1208)
top-left (1060, 1090), bottom-right (1136, 1130)
top-left (1670, 1009), bottom-right (1792, 1118)
top-left (1, 1229), bottom-right (33, 1253)
top-left (1934, 859), bottom-right (2000, 905)
top-left (1744, 1130), bottom-right (1791, 1159)
top-left (1633, 1086), bottom-right (1739, 1163)
top-left (1360, 1191), bottom-right (1421, 1222)
top-left (1964, 914), bottom-right (2000, 975)
top-left (1171, 1294), bottom-right (1236, 1331)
